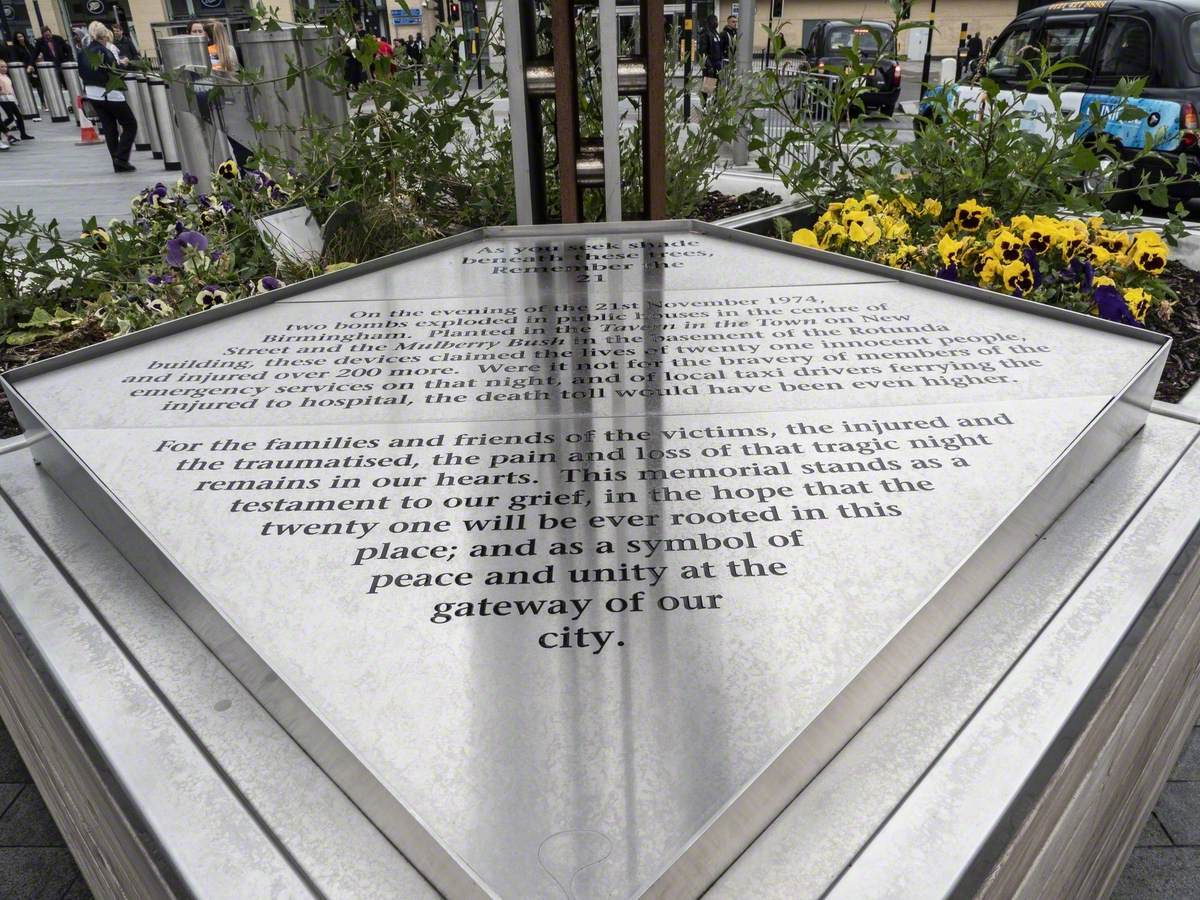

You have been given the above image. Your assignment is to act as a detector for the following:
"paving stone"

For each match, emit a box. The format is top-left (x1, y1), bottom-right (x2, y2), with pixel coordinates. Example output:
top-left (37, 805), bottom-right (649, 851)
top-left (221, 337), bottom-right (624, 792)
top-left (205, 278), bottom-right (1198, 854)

top-left (59, 876), bottom-right (93, 899)
top-left (1140, 814), bottom-right (1175, 847)
top-left (0, 721), bottom-right (31, 783)
top-left (0, 787), bottom-right (66, 848)
top-left (1112, 847), bottom-right (1200, 899)
top-left (0, 847), bottom-right (82, 900)
top-left (1154, 782), bottom-right (1200, 846)
top-left (0, 115), bottom-right (161, 236)
top-left (1169, 727), bottom-right (1200, 781)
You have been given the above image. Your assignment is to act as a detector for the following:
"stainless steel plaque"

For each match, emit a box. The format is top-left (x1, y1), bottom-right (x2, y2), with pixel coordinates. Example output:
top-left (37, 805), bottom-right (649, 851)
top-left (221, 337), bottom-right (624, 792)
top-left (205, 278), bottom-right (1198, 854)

top-left (1, 223), bottom-right (1169, 898)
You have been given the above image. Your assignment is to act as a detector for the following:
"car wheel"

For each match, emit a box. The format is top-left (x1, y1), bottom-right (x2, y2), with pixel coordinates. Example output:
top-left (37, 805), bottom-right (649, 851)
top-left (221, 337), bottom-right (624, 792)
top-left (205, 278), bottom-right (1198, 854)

top-left (880, 100), bottom-right (896, 117)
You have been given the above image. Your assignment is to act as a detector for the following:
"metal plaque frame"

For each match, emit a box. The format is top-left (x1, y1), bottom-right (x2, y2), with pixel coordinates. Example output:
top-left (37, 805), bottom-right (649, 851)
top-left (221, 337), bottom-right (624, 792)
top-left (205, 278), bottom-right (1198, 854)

top-left (1, 221), bottom-right (1170, 898)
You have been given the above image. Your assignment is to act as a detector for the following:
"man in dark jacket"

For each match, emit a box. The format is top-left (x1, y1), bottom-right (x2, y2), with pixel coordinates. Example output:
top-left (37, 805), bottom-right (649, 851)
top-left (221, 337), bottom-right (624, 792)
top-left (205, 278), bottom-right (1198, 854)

top-left (112, 23), bottom-right (140, 62)
top-left (720, 15), bottom-right (737, 61)
top-left (32, 26), bottom-right (71, 68)
top-left (697, 15), bottom-right (723, 105)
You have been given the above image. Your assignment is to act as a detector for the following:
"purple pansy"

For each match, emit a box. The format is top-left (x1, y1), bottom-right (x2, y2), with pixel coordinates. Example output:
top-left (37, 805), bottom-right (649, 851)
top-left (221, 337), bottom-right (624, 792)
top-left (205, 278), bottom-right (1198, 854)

top-left (937, 263), bottom-right (958, 282)
top-left (1094, 284), bottom-right (1137, 326)
top-left (164, 230), bottom-right (209, 267)
top-left (257, 276), bottom-right (284, 292)
top-left (183, 172), bottom-right (199, 186)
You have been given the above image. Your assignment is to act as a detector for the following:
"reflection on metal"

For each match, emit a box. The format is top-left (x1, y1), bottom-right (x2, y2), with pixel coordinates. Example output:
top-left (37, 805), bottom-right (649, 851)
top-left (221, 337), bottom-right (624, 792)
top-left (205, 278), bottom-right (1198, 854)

top-left (732, 0), bottom-right (756, 165)
top-left (7, 63), bottom-right (38, 118)
top-left (149, 78), bottom-right (182, 172)
top-left (142, 77), bottom-right (163, 161)
top-left (35, 62), bottom-right (69, 123)
top-left (59, 62), bottom-right (82, 125)
top-left (234, 26), bottom-right (348, 166)
top-left (504, 0), bottom-right (667, 224)
top-left (159, 36), bottom-right (215, 188)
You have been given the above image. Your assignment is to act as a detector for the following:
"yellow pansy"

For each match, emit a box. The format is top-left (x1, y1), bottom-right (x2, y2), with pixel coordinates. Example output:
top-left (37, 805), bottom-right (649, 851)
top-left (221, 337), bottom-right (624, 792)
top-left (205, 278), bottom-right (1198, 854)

top-left (938, 233), bottom-right (965, 265)
top-left (922, 198), bottom-right (943, 219)
top-left (1001, 259), bottom-right (1036, 294)
top-left (880, 215), bottom-right (910, 240)
top-left (894, 195), bottom-right (918, 215)
top-left (1009, 214), bottom-right (1034, 234)
top-left (1094, 275), bottom-right (1116, 288)
top-left (976, 253), bottom-right (1004, 287)
top-left (1123, 287), bottom-right (1152, 322)
top-left (886, 243), bottom-right (920, 267)
top-left (953, 199), bottom-right (992, 232)
top-left (821, 223), bottom-right (848, 248)
top-left (791, 228), bottom-right (820, 249)
top-left (848, 216), bottom-right (883, 246)
top-left (1128, 231), bottom-right (1168, 274)
top-left (1095, 228), bottom-right (1132, 254)
top-left (992, 229), bottom-right (1024, 263)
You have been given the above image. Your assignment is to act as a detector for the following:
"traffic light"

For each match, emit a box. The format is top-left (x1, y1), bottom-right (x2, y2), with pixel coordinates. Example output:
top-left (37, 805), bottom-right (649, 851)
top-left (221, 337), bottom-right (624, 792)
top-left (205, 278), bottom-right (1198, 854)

top-left (450, 2), bottom-right (460, 20)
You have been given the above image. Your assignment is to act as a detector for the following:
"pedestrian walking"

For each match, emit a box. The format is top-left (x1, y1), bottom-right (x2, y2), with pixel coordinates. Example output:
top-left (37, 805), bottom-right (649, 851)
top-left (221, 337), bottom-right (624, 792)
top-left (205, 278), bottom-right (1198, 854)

top-left (112, 22), bottom-right (140, 62)
top-left (0, 59), bottom-right (34, 146)
top-left (697, 15), bottom-right (724, 106)
top-left (78, 23), bottom-right (137, 172)
top-left (967, 31), bottom-right (983, 71)
top-left (720, 14), bottom-right (738, 61)
top-left (33, 26), bottom-right (71, 67)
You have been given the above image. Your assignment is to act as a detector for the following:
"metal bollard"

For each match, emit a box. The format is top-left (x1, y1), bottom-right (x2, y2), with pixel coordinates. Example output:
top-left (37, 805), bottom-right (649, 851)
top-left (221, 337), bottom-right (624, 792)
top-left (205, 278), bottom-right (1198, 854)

top-left (295, 25), bottom-right (349, 131)
top-left (60, 62), bottom-right (84, 125)
top-left (126, 75), bottom-right (153, 151)
top-left (148, 77), bottom-right (182, 171)
top-left (158, 36), bottom-right (218, 190)
top-left (35, 62), bottom-right (70, 122)
top-left (237, 28), bottom-right (307, 162)
top-left (143, 77), bottom-right (163, 160)
top-left (7, 63), bottom-right (38, 119)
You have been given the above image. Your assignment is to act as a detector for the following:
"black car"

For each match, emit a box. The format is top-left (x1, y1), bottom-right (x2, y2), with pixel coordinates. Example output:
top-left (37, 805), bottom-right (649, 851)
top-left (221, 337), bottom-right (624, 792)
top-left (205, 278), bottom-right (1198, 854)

top-left (798, 20), bottom-right (903, 115)
top-left (960, 0), bottom-right (1200, 209)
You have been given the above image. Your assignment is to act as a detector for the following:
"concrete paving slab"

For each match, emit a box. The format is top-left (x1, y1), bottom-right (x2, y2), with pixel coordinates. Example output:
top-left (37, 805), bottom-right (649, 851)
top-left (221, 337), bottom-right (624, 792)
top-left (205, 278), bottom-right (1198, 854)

top-left (0, 113), bottom-right (167, 237)
top-left (1140, 815), bottom-right (1175, 848)
top-left (1114, 847), bottom-right (1200, 899)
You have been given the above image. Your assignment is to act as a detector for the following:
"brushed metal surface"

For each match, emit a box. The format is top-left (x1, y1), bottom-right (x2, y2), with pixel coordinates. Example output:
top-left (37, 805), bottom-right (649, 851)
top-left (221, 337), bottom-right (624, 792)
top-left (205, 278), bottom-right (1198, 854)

top-left (0, 223), bottom-right (1168, 898)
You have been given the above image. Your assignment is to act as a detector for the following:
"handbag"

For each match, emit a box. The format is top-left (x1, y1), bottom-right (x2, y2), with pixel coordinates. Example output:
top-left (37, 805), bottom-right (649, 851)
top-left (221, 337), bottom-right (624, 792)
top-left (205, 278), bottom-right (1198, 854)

top-left (701, 75), bottom-right (718, 95)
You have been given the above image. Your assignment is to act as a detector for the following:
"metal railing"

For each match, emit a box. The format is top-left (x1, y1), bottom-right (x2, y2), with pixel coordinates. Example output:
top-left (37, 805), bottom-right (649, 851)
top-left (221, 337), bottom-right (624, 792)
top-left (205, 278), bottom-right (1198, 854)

top-left (754, 67), bottom-right (838, 167)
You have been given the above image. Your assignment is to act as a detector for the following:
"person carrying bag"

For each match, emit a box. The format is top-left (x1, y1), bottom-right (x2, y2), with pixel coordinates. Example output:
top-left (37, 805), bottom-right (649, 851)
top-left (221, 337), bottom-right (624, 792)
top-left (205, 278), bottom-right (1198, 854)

top-left (78, 23), bottom-right (137, 172)
top-left (697, 15), bottom-right (724, 105)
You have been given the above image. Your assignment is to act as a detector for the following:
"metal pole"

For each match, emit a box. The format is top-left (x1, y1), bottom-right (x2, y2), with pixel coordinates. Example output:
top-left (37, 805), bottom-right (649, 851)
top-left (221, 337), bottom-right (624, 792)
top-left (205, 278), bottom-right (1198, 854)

top-left (502, 0), bottom-right (539, 224)
top-left (920, 0), bottom-right (937, 100)
top-left (731, 0), bottom-right (755, 165)
top-left (762, 1), bottom-right (773, 70)
top-left (642, 0), bottom-right (666, 219)
top-left (682, 0), bottom-right (692, 120)
top-left (598, 0), bottom-right (621, 222)
top-left (550, 0), bottom-right (581, 222)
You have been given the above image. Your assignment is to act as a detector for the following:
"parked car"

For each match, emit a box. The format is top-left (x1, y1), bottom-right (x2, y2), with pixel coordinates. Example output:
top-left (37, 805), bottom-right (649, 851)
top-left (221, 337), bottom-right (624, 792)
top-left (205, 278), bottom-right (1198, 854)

top-left (923, 0), bottom-right (1200, 210)
top-left (798, 20), bottom-right (903, 116)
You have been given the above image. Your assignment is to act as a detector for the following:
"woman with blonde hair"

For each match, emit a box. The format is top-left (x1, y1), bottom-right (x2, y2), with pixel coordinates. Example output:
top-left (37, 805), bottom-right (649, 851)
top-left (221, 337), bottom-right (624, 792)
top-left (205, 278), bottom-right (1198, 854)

top-left (78, 21), bottom-right (137, 172)
top-left (189, 19), bottom-right (238, 73)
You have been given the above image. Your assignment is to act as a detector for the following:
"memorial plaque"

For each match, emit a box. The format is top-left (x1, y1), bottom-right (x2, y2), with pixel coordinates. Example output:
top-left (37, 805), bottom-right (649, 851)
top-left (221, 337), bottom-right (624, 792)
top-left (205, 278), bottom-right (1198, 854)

top-left (2, 224), bottom-right (1169, 898)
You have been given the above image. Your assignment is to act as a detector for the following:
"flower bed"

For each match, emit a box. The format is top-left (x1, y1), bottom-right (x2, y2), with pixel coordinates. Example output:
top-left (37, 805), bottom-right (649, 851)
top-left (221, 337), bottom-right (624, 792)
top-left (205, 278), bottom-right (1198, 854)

top-left (788, 192), bottom-right (1198, 401)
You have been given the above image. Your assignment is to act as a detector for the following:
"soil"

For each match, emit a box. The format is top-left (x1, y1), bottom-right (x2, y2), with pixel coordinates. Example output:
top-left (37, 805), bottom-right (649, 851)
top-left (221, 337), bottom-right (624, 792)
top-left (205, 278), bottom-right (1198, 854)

top-left (694, 188), bottom-right (784, 222)
top-left (1150, 261), bottom-right (1200, 404)
top-left (0, 319), bottom-right (109, 440)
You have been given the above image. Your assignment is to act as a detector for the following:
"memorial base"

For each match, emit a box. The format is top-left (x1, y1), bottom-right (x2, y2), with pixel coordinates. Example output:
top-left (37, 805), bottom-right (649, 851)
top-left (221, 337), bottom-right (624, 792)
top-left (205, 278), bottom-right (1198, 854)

top-left (1, 405), bottom-right (1198, 897)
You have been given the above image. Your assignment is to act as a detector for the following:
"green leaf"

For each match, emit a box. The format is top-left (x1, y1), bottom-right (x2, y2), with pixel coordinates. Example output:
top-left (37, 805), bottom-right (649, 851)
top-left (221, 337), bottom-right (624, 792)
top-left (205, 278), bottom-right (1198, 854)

top-left (1069, 143), bottom-right (1101, 172)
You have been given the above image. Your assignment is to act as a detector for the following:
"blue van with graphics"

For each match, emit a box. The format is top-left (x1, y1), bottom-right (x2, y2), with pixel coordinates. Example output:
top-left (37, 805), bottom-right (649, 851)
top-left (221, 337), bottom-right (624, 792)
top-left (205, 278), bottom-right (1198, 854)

top-left (925, 0), bottom-right (1200, 208)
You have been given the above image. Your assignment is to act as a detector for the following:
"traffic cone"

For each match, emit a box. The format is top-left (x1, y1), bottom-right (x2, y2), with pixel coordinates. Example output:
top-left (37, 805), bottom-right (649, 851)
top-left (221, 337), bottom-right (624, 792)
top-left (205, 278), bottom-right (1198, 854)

top-left (76, 97), bottom-right (103, 146)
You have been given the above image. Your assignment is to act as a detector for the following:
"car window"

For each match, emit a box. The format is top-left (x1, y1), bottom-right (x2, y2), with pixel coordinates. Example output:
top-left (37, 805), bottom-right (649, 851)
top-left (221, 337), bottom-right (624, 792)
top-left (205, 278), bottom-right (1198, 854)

top-left (986, 23), bottom-right (1037, 79)
top-left (826, 25), bottom-right (890, 53)
top-left (1095, 17), bottom-right (1151, 78)
top-left (1041, 18), bottom-right (1098, 78)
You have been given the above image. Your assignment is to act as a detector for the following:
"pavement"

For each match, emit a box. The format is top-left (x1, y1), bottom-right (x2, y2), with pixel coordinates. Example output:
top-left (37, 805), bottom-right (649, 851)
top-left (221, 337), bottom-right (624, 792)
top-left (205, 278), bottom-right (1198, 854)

top-left (0, 720), bottom-right (90, 899)
top-left (0, 111), bottom-right (166, 238)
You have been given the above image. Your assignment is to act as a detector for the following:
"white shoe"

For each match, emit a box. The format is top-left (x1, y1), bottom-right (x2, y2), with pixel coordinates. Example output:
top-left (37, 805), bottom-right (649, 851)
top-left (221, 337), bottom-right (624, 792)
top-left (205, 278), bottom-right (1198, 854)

top-left (0, 142), bottom-right (9, 151)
